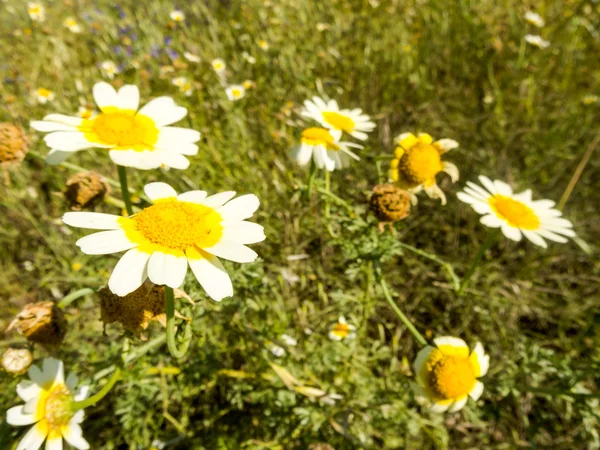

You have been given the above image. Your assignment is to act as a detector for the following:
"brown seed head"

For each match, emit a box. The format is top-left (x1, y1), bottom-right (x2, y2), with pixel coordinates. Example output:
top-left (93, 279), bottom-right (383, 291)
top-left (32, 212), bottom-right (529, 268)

top-left (7, 301), bottom-right (67, 349)
top-left (64, 171), bottom-right (110, 210)
top-left (369, 184), bottom-right (411, 222)
top-left (2, 347), bottom-right (33, 375)
top-left (0, 123), bottom-right (30, 168)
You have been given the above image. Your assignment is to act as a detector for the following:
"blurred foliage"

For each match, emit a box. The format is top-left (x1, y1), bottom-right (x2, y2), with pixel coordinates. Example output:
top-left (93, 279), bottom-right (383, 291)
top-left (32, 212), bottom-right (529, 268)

top-left (1, 0), bottom-right (600, 448)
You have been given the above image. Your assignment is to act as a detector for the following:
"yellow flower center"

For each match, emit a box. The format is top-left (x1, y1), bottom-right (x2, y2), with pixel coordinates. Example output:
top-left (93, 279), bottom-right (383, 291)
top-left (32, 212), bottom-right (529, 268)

top-left (396, 143), bottom-right (443, 186)
top-left (232, 89), bottom-right (242, 98)
top-left (38, 383), bottom-right (74, 433)
top-left (79, 108), bottom-right (159, 151)
top-left (332, 323), bottom-right (350, 338)
top-left (120, 199), bottom-right (223, 255)
top-left (29, 5), bottom-right (40, 13)
top-left (37, 88), bottom-right (52, 98)
top-left (300, 127), bottom-right (339, 151)
top-left (428, 354), bottom-right (476, 399)
top-left (322, 111), bottom-right (355, 133)
top-left (488, 195), bottom-right (540, 230)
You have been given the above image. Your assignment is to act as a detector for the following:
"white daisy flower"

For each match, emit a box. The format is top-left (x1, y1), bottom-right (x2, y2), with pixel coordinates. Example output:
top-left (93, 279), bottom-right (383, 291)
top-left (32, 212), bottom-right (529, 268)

top-left (27, 2), bottom-right (45, 22)
top-left (280, 334), bottom-right (297, 346)
top-left (34, 88), bottom-right (55, 104)
top-left (183, 51), bottom-right (201, 63)
top-left (388, 132), bottom-right (459, 205)
top-left (30, 82), bottom-right (201, 170)
top-left (457, 176), bottom-right (575, 247)
top-left (211, 58), bottom-right (226, 74)
top-left (292, 127), bottom-right (362, 172)
top-left (328, 316), bottom-right (356, 341)
top-left (7, 358), bottom-right (90, 450)
top-left (301, 96), bottom-right (376, 141)
top-left (170, 10), bottom-right (185, 22)
top-left (63, 17), bottom-right (82, 33)
top-left (242, 52), bottom-right (256, 64)
top-left (172, 77), bottom-right (193, 96)
top-left (62, 182), bottom-right (265, 301)
top-left (225, 85), bottom-right (246, 101)
top-left (268, 343), bottom-right (286, 357)
top-left (525, 34), bottom-right (550, 49)
top-left (100, 61), bottom-right (120, 79)
top-left (525, 11), bottom-right (545, 28)
top-left (413, 337), bottom-right (489, 413)
top-left (258, 39), bottom-right (269, 50)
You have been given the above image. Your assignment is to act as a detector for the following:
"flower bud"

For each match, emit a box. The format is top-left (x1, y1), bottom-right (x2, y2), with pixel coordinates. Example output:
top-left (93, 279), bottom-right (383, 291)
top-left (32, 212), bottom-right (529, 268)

top-left (6, 301), bottom-right (67, 349)
top-left (369, 184), bottom-right (411, 223)
top-left (0, 123), bottom-right (29, 169)
top-left (2, 347), bottom-right (33, 374)
top-left (64, 171), bottom-right (110, 211)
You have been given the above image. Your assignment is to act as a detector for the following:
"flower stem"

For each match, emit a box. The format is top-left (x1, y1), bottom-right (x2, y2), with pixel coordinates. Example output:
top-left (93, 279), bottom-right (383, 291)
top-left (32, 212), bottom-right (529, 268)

top-left (374, 261), bottom-right (428, 347)
top-left (324, 170), bottom-right (339, 238)
top-left (117, 165), bottom-right (134, 216)
top-left (71, 368), bottom-right (121, 411)
top-left (306, 159), bottom-right (317, 200)
top-left (58, 288), bottom-right (95, 309)
top-left (165, 286), bottom-right (193, 359)
top-left (457, 231), bottom-right (497, 296)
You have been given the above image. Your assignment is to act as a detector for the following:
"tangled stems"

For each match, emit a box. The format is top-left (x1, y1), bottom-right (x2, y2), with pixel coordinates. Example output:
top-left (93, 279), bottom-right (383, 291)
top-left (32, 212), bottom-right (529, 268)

top-left (457, 231), bottom-right (498, 296)
top-left (373, 261), bottom-right (428, 347)
top-left (165, 286), bottom-right (193, 359)
top-left (71, 368), bottom-right (121, 411)
top-left (117, 165), bottom-right (134, 216)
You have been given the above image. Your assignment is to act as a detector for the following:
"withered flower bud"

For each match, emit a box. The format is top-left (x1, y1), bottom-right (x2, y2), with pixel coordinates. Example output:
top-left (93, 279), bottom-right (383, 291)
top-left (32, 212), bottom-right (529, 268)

top-left (0, 123), bottom-right (30, 168)
top-left (99, 282), bottom-right (191, 339)
top-left (308, 444), bottom-right (335, 450)
top-left (2, 347), bottom-right (33, 375)
top-left (369, 183), bottom-right (412, 223)
top-left (64, 171), bottom-right (110, 210)
top-left (7, 301), bottom-right (67, 349)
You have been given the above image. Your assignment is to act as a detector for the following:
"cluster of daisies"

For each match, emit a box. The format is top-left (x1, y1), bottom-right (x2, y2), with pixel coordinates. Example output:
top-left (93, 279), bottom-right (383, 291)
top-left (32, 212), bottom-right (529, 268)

top-left (524, 10), bottom-right (550, 49)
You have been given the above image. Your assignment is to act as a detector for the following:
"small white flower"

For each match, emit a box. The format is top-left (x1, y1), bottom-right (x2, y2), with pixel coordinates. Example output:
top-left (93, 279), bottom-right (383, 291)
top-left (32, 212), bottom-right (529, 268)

top-left (100, 61), bottom-right (120, 79)
top-left (7, 358), bottom-right (91, 450)
top-left (172, 77), bottom-right (194, 96)
top-left (328, 316), bottom-right (357, 341)
top-left (242, 52), bottom-right (256, 64)
top-left (525, 11), bottom-right (545, 28)
top-left (268, 343), bottom-right (286, 357)
top-left (63, 17), bottom-right (82, 33)
top-left (211, 58), bottom-right (226, 74)
top-left (293, 127), bottom-right (362, 172)
top-left (27, 2), bottom-right (45, 22)
top-left (34, 88), bottom-right (55, 104)
top-left (525, 34), bottom-right (550, 49)
top-left (225, 84), bottom-right (246, 101)
top-left (258, 39), bottom-right (269, 50)
top-left (280, 334), bottom-right (297, 346)
top-left (170, 10), bottom-right (185, 22)
top-left (183, 51), bottom-right (201, 63)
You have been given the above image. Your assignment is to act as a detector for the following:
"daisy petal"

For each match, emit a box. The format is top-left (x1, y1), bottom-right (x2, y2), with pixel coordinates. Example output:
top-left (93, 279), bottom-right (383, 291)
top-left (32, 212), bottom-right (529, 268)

top-left (46, 150), bottom-right (72, 165)
top-left (7, 405), bottom-right (37, 426)
top-left (63, 212), bottom-right (122, 230)
top-left (62, 423), bottom-right (89, 450)
top-left (76, 229), bottom-right (137, 255)
top-left (218, 194), bottom-right (260, 221)
top-left (447, 396), bottom-right (468, 413)
top-left (144, 182), bottom-right (177, 201)
top-left (202, 191), bottom-right (236, 209)
top-left (93, 82), bottom-right (119, 112)
top-left (137, 97), bottom-right (187, 126)
top-left (45, 435), bottom-right (63, 450)
top-left (147, 252), bottom-right (188, 289)
top-left (16, 423), bottom-right (47, 450)
top-left (202, 240), bottom-right (258, 263)
top-left (478, 176), bottom-right (497, 195)
top-left (469, 381), bottom-right (485, 401)
top-left (221, 221), bottom-right (265, 244)
top-left (17, 381), bottom-right (41, 402)
top-left (186, 249), bottom-right (234, 301)
top-left (177, 190), bottom-right (207, 203)
top-left (501, 223), bottom-right (522, 241)
top-left (116, 85), bottom-right (140, 111)
top-left (108, 248), bottom-right (150, 296)
top-left (522, 230), bottom-right (547, 248)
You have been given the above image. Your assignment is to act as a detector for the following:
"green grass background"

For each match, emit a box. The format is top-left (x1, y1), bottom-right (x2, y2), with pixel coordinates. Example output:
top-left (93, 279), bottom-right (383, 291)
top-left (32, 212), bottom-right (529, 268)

top-left (1, 0), bottom-right (599, 448)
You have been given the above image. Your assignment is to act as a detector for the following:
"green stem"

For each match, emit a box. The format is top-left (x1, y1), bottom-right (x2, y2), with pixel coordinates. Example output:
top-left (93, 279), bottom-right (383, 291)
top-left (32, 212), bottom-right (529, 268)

top-left (458, 231), bottom-right (497, 296)
top-left (165, 286), bottom-right (193, 359)
top-left (306, 160), bottom-right (317, 200)
top-left (117, 165), bottom-right (134, 216)
top-left (58, 288), bottom-right (95, 309)
top-left (374, 261), bottom-right (428, 347)
top-left (324, 170), bottom-right (339, 238)
top-left (71, 368), bottom-right (121, 411)
top-left (396, 242), bottom-right (460, 291)
top-left (94, 334), bottom-right (166, 380)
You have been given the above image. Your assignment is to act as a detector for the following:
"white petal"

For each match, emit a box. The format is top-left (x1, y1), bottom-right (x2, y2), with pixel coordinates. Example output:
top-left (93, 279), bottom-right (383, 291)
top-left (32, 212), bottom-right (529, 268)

top-left (93, 82), bottom-right (119, 112)
top-left (522, 230), bottom-right (547, 248)
top-left (435, 138), bottom-right (459, 152)
top-left (44, 132), bottom-right (93, 152)
top-left (220, 221), bottom-right (265, 244)
top-left (63, 212), bottom-right (121, 230)
top-left (74, 385), bottom-right (90, 402)
top-left (156, 127), bottom-right (201, 146)
top-left (17, 381), bottom-right (41, 402)
top-left (108, 150), bottom-right (162, 170)
top-left (413, 346), bottom-right (434, 382)
top-left (41, 114), bottom-right (84, 127)
top-left (27, 364), bottom-right (45, 385)
top-left (177, 190), bottom-right (207, 203)
top-left (493, 180), bottom-right (513, 196)
top-left (76, 229), bottom-right (137, 255)
top-left (433, 336), bottom-right (469, 350)
top-left (478, 176), bottom-right (497, 195)
top-left (202, 191), bottom-right (236, 209)
top-left (218, 194), bottom-right (260, 221)
top-left (71, 410), bottom-right (85, 424)
top-left (159, 143), bottom-right (198, 156)
top-left (535, 228), bottom-right (569, 243)
top-left (7, 406), bottom-right (37, 426)
top-left (544, 217), bottom-right (573, 229)
top-left (16, 424), bottom-right (47, 450)
top-left (429, 402), bottom-right (450, 413)
top-left (543, 225), bottom-right (576, 237)
top-left (424, 183), bottom-right (447, 205)
top-left (46, 150), bottom-right (72, 165)
top-left (469, 381), bottom-right (485, 401)
top-left (144, 182), bottom-right (177, 201)
top-left (116, 85), bottom-right (140, 111)
top-left (147, 252), bottom-right (188, 289)
top-left (157, 151), bottom-right (190, 170)
top-left (471, 342), bottom-right (489, 376)
top-left (108, 249), bottom-right (150, 296)
top-left (137, 97), bottom-right (187, 126)
top-left (480, 214), bottom-right (503, 228)
top-left (513, 189), bottom-right (532, 203)
top-left (65, 373), bottom-right (78, 392)
top-left (532, 199), bottom-right (556, 209)
top-left (442, 162), bottom-right (459, 183)
top-left (45, 435), bottom-right (63, 450)
top-left (43, 358), bottom-right (64, 384)
top-left (294, 144), bottom-right (313, 166)
top-left (30, 121), bottom-right (77, 132)
top-left (187, 251), bottom-right (233, 301)
top-left (447, 396), bottom-right (468, 413)
top-left (501, 223), bottom-right (522, 241)
top-left (203, 240), bottom-right (258, 263)
top-left (350, 130), bottom-right (368, 140)
top-left (62, 423), bottom-right (89, 450)
top-left (466, 181), bottom-right (493, 199)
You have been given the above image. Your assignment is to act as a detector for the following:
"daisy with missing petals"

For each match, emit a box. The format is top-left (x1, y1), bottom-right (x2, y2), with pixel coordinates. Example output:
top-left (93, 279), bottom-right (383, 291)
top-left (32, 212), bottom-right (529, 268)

top-left (525, 11), bottom-right (545, 28)
top-left (27, 2), bottom-right (46, 22)
top-left (34, 88), bottom-right (55, 104)
top-left (457, 176), bottom-right (575, 247)
top-left (328, 316), bottom-right (356, 341)
top-left (170, 10), bottom-right (185, 22)
top-left (7, 358), bottom-right (90, 450)
top-left (100, 61), bottom-right (120, 79)
top-left (413, 337), bottom-right (489, 413)
top-left (62, 182), bottom-right (265, 301)
top-left (211, 59), bottom-right (226, 74)
top-left (301, 96), bottom-right (376, 141)
top-left (389, 132), bottom-right (459, 205)
top-left (525, 34), bottom-right (550, 49)
top-left (293, 127), bottom-right (362, 172)
top-left (30, 82), bottom-right (200, 169)
top-left (225, 85), bottom-right (246, 101)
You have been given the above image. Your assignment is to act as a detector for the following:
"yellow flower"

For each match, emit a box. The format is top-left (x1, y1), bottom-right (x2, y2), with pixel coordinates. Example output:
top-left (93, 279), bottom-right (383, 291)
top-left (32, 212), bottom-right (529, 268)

top-left (225, 84), bottom-right (246, 101)
top-left (328, 316), bottom-right (356, 341)
top-left (293, 127), bottom-right (362, 171)
top-left (413, 337), bottom-right (489, 413)
top-left (63, 17), bottom-right (82, 33)
top-left (34, 88), bottom-right (55, 104)
top-left (389, 132), bottom-right (459, 205)
top-left (172, 77), bottom-right (194, 96)
top-left (170, 10), bottom-right (185, 22)
top-left (27, 2), bottom-right (46, 22)
top-left (258, 39), bottom-right (269, 50)
top-left (211, 58), bottom-right (226, 74)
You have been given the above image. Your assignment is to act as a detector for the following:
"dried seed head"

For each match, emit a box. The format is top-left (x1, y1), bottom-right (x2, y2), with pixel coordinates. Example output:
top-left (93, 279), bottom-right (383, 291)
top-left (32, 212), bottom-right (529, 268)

top-left (369, 184), bottom-right (411, 222)
top-left (6, 301), bottom-right (67, 349)
top-left (2, 347), bottom-right (33, 375)
top-left (64, 171), bottom-right (110, 211)
top-left (0, 123), bottom-right (30, 168)
top-left (99, 282), bottom-right (191, 339)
